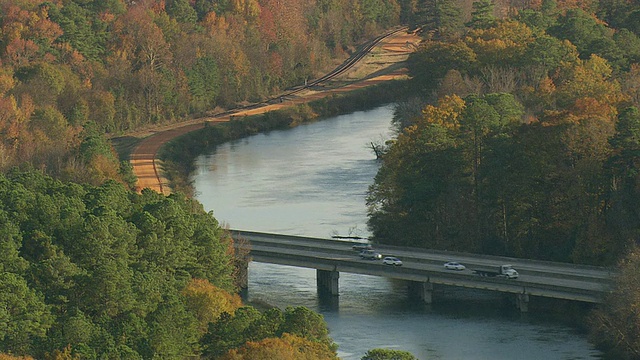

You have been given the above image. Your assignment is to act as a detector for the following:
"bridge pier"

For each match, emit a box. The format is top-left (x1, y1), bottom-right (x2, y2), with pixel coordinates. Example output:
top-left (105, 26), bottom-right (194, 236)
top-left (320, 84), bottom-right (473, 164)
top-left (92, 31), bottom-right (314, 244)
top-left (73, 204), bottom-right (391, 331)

top-left (516, 292), bottom-right (530, 312)
top-left (317, 269), bottom-right (339, 296)
top-left (408, 280), bottom-right (433, 304)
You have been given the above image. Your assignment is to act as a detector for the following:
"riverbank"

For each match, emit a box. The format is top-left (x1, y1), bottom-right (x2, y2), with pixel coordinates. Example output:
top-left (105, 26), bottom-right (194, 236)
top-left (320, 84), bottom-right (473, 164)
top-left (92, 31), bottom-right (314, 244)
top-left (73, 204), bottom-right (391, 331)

top-left (119, 29), bottom-right (421, 194)
top-left (160, 81), bottom-right (411, 195)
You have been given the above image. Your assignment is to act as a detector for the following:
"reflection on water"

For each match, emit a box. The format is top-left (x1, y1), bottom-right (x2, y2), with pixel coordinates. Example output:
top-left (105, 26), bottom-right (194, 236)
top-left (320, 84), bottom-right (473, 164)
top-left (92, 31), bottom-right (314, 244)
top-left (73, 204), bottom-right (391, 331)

top-left (192, 105), bottom-right (603, 360)
top-left (194, 106), bottom-right (395, 238)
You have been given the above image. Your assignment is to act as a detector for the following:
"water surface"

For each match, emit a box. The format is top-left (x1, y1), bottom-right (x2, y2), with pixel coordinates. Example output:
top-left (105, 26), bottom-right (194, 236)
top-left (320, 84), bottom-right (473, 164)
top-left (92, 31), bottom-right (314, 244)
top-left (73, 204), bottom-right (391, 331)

top-left (193, 105), bottom-right (603, 359)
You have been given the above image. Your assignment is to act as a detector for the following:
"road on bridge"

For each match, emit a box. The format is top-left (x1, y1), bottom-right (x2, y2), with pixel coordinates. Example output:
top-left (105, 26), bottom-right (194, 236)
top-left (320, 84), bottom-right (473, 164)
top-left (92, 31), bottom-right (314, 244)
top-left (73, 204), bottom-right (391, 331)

top-left (232, 230), bottom-right (614, 304)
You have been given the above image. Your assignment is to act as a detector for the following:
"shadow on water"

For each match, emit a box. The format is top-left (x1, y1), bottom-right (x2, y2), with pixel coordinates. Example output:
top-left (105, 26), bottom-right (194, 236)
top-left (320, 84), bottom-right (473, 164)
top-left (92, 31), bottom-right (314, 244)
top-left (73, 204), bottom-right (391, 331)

top-left (318, 293), bottom-right (340, 312)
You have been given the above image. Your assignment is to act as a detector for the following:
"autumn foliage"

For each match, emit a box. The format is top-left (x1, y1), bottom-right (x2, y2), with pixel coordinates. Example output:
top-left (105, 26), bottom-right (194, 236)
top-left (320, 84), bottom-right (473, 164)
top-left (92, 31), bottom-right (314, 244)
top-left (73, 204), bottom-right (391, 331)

top-left (1, 0), bottom-right (639, 359)
top-left (220, 333), bottom-right (337, 360)
top-left (183, 278), bottom-right (243, 332)
top-left (370, 1), bottom-right (640, 266)
top-left (0, 0), bottom-right (406, 185)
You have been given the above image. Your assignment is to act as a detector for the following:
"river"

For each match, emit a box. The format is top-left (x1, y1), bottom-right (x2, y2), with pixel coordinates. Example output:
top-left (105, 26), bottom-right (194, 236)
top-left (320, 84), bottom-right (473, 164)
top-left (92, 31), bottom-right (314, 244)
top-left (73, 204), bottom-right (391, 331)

top-left (192, 105), bottom-right (603, 359)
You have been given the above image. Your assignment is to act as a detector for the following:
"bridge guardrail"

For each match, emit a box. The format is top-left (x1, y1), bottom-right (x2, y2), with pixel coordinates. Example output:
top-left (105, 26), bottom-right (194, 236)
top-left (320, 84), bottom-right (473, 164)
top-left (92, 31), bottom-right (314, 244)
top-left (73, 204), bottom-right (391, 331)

top-left (230, 229), bottom-right (615, 285)
top-left (248, 248), bottom-right (609, 303)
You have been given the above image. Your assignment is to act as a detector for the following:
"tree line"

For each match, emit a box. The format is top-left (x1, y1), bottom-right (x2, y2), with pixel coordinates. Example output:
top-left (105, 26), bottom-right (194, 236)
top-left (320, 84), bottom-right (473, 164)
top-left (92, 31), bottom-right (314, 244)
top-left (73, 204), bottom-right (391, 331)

top-left (369, 0), bottom-right (640, 265)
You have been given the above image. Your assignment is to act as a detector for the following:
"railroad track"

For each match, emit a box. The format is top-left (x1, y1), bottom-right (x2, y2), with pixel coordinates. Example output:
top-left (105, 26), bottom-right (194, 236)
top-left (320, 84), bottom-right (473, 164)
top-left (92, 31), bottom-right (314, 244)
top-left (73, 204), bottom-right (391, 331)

top-left (284, 26), bottom-right (409, 97)
top-left (228, 26), bottom-right (410, 109)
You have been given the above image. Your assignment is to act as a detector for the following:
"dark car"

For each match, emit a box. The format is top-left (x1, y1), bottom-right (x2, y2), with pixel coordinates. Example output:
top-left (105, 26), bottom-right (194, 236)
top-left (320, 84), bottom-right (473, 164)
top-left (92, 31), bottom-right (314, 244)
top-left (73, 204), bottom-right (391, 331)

top-left (360, 250), bottom-right (383, 260)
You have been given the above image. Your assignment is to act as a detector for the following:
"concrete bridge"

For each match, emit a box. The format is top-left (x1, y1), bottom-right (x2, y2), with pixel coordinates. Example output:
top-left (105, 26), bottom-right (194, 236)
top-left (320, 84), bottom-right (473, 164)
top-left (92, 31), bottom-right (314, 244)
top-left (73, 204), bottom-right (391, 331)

top-left (231, 230), bottom-right (616, 312)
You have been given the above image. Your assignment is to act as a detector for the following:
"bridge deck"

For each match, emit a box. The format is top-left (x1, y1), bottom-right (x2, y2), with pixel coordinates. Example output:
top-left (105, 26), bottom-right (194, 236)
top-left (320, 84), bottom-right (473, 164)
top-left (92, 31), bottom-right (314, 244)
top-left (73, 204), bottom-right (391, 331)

top-left (232, 230), bottom-right (615, 304)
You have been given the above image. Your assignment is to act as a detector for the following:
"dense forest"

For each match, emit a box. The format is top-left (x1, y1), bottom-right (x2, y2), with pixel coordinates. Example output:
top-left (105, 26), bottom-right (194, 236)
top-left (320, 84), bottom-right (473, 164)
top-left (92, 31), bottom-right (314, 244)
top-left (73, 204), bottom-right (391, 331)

top-left (365, 0), bottom-right (640, 357)
top-left (2, 0), bottom-right (640, 358)
top-left (0, 0), bottom-right (404, 187)
top-left (0, 0), bottom-right (447, 358)
top-left (0, 0), bottom-right (408, 358)
top-left (0, 169), bottom-right (345, 359)
top-left (368, 0), bottom-right (640, 265)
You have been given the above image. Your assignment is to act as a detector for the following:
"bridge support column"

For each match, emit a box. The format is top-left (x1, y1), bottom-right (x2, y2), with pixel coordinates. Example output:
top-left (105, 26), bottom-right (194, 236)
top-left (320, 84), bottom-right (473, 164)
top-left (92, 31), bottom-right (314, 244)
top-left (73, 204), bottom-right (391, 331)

top-left (409, 280), bottom-right (433, 304)
top-left (317, 269), bottom-right (339, 296)
top-left (516, 292), bottom-right (530, 313)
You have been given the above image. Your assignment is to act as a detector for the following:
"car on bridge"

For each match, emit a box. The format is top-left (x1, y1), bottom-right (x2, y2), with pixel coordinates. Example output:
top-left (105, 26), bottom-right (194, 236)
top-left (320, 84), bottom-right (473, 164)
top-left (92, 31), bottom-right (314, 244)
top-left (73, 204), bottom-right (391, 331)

top-left (473, 264), bottom-right (519, 279)
top-left (383, 256), bottom-right (403, 266)
top-left (360, 250), bottom-right (383, 260)
top-left (444, 261), bottom-right (466, 271)
top-left (352, 243), bottom-right (373, 251)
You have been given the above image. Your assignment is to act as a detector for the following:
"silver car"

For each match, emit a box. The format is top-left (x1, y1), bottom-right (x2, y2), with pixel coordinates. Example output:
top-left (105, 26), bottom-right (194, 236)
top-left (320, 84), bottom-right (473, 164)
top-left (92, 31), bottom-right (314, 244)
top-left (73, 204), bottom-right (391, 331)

top-left (383, 256), bottom-right (403, 266)
top-left (444, 261), bottom-right (465, 271)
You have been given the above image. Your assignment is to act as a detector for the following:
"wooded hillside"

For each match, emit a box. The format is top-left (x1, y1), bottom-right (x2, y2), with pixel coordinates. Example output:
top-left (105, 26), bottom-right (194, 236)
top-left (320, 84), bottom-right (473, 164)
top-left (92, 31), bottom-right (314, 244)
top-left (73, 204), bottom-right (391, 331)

top-left (368, 0), bottom-right (640, 266)
top-left (0, 169), bottom-right (340, 359)
top-left (0, 0), bottom-right (404, 186)
top-left (366, 4), bottom-right (640, 355)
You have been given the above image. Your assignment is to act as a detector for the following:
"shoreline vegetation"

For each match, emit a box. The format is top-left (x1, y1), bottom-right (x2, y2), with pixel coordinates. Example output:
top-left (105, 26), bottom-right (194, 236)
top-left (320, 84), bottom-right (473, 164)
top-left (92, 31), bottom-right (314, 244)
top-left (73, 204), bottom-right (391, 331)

top-left (122, 27), bottom-right (421, 194)
top-left (158, 80), bottom-right (410, 196)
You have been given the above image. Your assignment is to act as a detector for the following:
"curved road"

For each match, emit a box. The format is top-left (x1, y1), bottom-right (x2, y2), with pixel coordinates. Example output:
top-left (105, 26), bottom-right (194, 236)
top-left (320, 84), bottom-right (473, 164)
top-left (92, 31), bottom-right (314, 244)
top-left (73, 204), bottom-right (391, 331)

top-left (130, 30), bottom-right (420, 194)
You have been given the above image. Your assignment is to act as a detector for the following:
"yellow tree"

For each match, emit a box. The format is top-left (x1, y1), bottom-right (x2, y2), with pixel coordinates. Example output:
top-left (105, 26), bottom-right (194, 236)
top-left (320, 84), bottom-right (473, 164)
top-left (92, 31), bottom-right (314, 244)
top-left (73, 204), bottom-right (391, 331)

top-left (420, 94), bottom-right (466, 130)
top-left (219, 333), bottom-right (338, 360)
top-left (182, 278), bottom-right (243, 333)
top-left (464, 20), bottom-right (534, 66)
top-left (110, 4), bottom-right (173, 120)
top-left (0, 66), bottom-right (19, 169)
top-left (232, 0), bottom-right (261, 21)
top-left (552, 55), bottom-right (626, 123)
top-left (200, 11), bottom-right (252, 104)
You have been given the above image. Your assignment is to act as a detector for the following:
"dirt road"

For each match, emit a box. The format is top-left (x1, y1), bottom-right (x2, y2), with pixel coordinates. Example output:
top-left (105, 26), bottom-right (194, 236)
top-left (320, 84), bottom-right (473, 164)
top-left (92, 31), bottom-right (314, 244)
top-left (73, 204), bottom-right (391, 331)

top-left (129, 30), bottom-right (421, 194)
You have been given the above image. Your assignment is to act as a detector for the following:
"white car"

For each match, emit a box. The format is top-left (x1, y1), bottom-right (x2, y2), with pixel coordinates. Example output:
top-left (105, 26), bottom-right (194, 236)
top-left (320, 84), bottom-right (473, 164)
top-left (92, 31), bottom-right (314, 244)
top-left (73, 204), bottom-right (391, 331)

top-left (444, 261), bottom-right (465, 271)
top-left (382, 256), bottom-right (403, 266)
